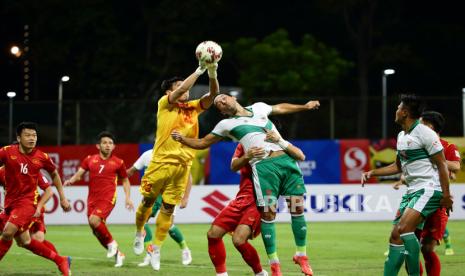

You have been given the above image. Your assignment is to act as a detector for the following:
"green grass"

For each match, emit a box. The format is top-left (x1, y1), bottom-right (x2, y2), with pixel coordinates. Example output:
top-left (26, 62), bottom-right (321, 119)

top-left (0, 221), bottom-right (464, 275)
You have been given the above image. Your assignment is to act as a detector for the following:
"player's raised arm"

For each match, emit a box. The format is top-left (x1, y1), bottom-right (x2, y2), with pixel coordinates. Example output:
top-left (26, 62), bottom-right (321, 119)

top-left (50, 170), bottom-right (71, 212)
top-left (171, 132), bottom-right (222, 150)
top-left (64, 167), bottom-right (86, 186)
top-left (264, 128), bottom-right (306, 161)
top-left (168, 62), bottom-right (207, 104)
top-left (231, 147), bottom-right (265, 172)
top-left (270, 100), bottom-right (320, 115)
top-left (199, 63), bottom-right (219, 109)
top-left (361, 157), bottom-right (402, 187)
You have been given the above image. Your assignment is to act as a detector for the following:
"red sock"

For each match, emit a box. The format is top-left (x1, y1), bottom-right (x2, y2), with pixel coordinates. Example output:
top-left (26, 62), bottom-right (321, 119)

top-left (42, 240), bottom-right (58, 253)
top-left (93, 222), bottom-right (113, 249)
top-left (0, 239), bottom-right (13, 261)
top-left (423, 251), bottom-right (441, 276)
top-left (419, 260), bottom-right (424, 276)
top-left (24, 239), bottom-right (63, 264)
top-left (208, 237), bottom-right (226, 273)
top-left (235, 242), bottom-right (262, 273)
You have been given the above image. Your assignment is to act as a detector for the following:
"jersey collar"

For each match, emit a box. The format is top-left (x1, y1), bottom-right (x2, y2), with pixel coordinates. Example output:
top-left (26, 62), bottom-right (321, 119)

top-left (233, 107), bottom-right (254, 118)
top-left (407, 119), bottom-right (420, 134)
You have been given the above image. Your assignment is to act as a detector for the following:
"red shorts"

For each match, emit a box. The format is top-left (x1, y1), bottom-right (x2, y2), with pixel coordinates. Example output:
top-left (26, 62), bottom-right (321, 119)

top-left (212, 197), bottom-right (261, 238)
top-left (29, 212), bottom-right (46, 234)
top-left (87, 200), bottom-right (115, 220)
top-left (421, 207), bottom-right (448, 242)
top-left (3, 204), bottom-right (37, 233)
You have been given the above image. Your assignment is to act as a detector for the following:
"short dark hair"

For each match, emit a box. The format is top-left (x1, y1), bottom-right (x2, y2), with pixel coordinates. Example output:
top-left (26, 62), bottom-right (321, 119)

top-left (161, 77), bottom-right (183, 93)
top-left (16, 122), bottom-right (38, 136)
top-left (421, 111), bottom-right (445, 133)
top-left (97, 131), bottom-right (115, 143)
top-left (400, 94), bottom-right (424, 119)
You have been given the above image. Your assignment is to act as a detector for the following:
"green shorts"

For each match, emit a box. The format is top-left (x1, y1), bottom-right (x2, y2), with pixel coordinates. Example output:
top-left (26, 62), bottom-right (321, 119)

top-left (252, 154), bottom-right (306, 207)
top-left (393, 188), bottom-right (443, 229)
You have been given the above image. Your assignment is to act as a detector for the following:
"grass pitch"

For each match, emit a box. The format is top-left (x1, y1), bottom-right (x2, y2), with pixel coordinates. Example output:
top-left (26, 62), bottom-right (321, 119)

top-left (0, 221), bottom-right (464, 275)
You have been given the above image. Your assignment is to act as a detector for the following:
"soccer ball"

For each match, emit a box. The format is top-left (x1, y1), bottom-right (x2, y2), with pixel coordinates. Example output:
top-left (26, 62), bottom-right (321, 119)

top-left (195, 41), bottom-right (222, 64)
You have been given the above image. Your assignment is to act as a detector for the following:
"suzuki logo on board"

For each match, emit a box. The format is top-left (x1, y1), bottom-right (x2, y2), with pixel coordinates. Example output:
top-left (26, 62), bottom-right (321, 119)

top-left (202, 190), bottom-right (231, 218)
top-left (344, 147), bottom-right (367, 181)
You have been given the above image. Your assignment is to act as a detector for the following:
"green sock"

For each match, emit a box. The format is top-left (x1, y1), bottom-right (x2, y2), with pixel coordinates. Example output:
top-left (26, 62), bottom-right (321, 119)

top-left (443, 227), bottom-right (452, 248)
top-left (401, 232), bottom-right (420, 276)
top-left (261, 220), bottom-right (278, 261)
top-left (169, 225), bottom-right (187, 249)
top-left (144, 223), bottom-right (153, 244)
top-left (383, 244), bottom-right (405, 276)
top-left (291, 215), bottom-right (307, 255)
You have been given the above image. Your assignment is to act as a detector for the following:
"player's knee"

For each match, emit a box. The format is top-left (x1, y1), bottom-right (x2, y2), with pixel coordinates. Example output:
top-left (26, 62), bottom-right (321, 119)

top-left (88, 216), bottom-right (101, 229)
top-left (161, 202), bottom-right (175, 215)
top-left (260, 211), bottom-right (276, 221)
top-left (232, 234), bottom-right (247, 247)
top-left (421, 238), bottom-right (437, 253)
top-left (1, 231), bottom-right (14, 241)
top-left (207, 228), bottom-right (221, 239)
top-left (142, 197), bottom-right (156, 208)
top-left (389, 227), bottom-right (401, 244)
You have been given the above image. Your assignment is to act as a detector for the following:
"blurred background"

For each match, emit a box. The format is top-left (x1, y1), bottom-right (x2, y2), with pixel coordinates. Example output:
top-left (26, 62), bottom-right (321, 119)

top-left (1, 0), bottom-right (465, 184)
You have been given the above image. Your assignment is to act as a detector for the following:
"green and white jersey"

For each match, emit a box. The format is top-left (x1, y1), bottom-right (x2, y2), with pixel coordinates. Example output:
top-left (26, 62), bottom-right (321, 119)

top-left (211, 102), bottom-right (282, 165)
top-left (397, 120), bottom-right (444, 193)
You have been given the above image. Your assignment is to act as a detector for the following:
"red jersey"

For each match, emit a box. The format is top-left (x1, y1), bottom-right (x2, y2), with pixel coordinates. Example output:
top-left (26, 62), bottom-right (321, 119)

top-left (0, 145), bottom-right (56, 209)
top-left (80, 154), bottom-right (128, 203)
top-left (0, 166), bottom-right (50, 191)
top-left (233, 144), bottom-right (254, 201)
top-left (440, 139), bottom-right (461, 162)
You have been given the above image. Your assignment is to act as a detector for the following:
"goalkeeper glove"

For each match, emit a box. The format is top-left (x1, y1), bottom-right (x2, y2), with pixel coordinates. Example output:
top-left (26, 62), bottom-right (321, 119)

top-left (207, 63), bottom-right (218, 79)
top-left (194, 61), bottom-right (207, 76)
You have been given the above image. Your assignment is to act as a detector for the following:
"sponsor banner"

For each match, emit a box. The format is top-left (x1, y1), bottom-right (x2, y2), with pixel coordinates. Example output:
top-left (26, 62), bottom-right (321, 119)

top-left (2, 184), bottom-right (463, 225)
top-left (38, 144), bottom-right (140, 185)
top-left (209, 140), bottom-right (341, 184)
top-left (369, 139), bottom-right (400, 182)
top-left (339, 139), bottom-right (372, 184)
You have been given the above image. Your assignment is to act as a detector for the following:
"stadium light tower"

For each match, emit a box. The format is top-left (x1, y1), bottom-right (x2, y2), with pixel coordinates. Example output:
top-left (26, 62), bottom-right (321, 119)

top-left (57, 76), bottom-right (70, 146)
top-left (382, 69), bottom-right (395, 139)
top-left (7, 91), bottom-right (17, 142)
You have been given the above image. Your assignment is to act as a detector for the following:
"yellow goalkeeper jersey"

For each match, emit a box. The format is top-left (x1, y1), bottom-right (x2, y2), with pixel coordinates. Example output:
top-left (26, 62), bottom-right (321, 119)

top-left (151, 94), bottom-right (204, 166)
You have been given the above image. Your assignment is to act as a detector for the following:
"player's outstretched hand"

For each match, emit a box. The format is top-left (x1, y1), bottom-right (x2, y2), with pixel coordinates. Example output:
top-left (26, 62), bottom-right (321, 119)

top-left (126, 198), bottom-right (134, 211)
top-left (195, 60), bottom-right (207, 76)
top-left (63, 179), bottom-right (72, 186)
top-left (171, 130), bottom-right (183, 142)
top-left (207, 62), bottom-right (218, 79)
top-left (60, 198), bottom-right (72, 212)
top-left (263, 128), bottom-right (281, 143)
top-left (305, 100), bottom-right (320, 110)
top-left (361, 171), bottom-right (372, 187)
top-left (440, 194), bottom-right (454, 216)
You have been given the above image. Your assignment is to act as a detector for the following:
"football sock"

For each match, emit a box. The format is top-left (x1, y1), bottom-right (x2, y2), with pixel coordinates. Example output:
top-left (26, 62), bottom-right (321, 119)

top-left (234, 242), bottom-right (262, 273)
top-left (291, 214), bottom-right (307, 256)
top-left (93, 222), bottom-right (113, 249)
top-left (208, 237), bottom-right (227, 273)
top-left (153, 211), bottom-right (172, 246)
top-left (423, 251), bottom-right (440, 276)
top-left (24, 239), bottom-right (63, 264)
top-left (401, 232), bottom-right (420, 276)
top-left (143, 223), bottom-right (153, 245)
top-left (42, 240), bottom-right (58, 253)
top-left (261, 220), bottom-right (278, 262)
top-left (443, 228), bottom-right (451, 248)
top-left (383, 244), bottom-right (405, 276)
top-left (135, 203), bottom-right (152, 232)
top-left (169, 225), bottom-right (187, 249)
top-left (0, 239), bottom-right (13, 260)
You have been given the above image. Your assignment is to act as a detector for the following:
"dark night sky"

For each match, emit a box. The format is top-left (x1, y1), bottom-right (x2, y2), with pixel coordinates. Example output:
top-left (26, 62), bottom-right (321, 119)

top-left (1, 1), bottom-right (465, 102)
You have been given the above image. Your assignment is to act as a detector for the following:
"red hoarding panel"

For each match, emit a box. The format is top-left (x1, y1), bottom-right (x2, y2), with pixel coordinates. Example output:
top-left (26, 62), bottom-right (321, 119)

top-left (38, 144), bottom-right (140, 185)
top-left (339, 139), bottom-right (373, 184)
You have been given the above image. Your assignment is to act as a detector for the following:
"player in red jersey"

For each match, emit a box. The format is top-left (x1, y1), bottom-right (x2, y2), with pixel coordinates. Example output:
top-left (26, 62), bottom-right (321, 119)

top-left (392, 111), bottom-right (460, 276)
top-left (207, 129), bottom-right (306, 276)
top-left (64, 131), bottom-right (134, 267)
top-left (0, 122), bottom-right (72, 276)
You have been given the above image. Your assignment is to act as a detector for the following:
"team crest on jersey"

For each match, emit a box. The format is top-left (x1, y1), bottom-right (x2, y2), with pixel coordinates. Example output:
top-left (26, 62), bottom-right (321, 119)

top-left (109, 161), bottom-right (116, 165)
top-left (32, 159), bottom-right (40, 165)
top-left (10, 155), bottom-right (17, 160)
top-left (92, 159), bottom-right (98, 163)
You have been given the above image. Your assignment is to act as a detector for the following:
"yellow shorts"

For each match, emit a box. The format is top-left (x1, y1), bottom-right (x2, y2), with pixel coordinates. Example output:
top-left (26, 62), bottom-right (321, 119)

top-left (140, 162), bottom-right (191, 205)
